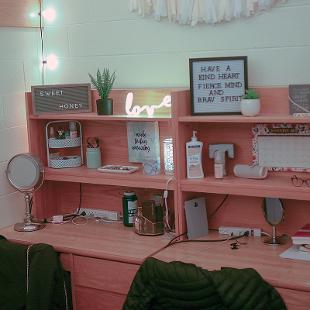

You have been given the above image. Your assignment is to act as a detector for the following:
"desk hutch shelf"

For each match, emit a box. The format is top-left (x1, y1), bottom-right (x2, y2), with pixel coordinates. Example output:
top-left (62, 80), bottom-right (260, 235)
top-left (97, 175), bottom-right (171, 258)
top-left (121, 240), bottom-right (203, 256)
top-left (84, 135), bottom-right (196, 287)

top-left (1, 87), bottom-right (309, 309)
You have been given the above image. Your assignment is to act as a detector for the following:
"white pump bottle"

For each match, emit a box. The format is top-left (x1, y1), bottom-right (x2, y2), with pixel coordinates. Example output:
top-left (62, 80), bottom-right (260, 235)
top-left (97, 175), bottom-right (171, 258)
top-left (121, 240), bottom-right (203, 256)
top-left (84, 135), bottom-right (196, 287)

top-left (186, 131), bottom-right (204, 179)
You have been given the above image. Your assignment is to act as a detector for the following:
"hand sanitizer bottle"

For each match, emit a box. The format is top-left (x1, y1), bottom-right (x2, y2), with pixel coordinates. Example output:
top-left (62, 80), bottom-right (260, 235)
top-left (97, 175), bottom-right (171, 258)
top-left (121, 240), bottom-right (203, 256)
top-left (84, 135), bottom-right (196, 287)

top-left (186, 131), bottom-right (204, 179)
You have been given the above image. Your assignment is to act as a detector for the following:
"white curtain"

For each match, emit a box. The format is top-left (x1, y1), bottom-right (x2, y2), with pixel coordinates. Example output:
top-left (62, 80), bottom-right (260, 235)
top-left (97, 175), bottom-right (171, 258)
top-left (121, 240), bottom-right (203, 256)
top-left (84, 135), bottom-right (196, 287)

top-left (129, 0), bottom-right (284, 26)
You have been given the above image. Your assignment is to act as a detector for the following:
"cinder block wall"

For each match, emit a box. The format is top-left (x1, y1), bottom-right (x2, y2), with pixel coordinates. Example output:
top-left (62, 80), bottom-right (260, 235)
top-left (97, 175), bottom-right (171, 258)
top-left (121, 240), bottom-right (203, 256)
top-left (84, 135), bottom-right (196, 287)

top-left (0, 27), bottom-right (39, 228)
top-left (43, 0), bottom-right (310, 87)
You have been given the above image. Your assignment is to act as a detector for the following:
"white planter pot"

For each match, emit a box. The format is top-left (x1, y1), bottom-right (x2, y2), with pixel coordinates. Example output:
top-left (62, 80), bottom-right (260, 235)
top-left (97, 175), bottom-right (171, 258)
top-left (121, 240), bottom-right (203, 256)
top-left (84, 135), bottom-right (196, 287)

top-left (240, 99), bottom-right (261, 116)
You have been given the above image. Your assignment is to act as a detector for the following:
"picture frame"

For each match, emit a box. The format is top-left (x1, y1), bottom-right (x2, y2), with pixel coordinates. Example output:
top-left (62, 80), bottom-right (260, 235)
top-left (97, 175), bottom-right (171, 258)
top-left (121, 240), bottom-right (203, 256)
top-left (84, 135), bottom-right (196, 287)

top-left (289, 84), bottom-right (310, 116)
top-left (189, 56), bottom-right (248, 115)
top-left (31, 84), bottom-right (92, 115)
top-left (127, 121), bottom-right (160, 163)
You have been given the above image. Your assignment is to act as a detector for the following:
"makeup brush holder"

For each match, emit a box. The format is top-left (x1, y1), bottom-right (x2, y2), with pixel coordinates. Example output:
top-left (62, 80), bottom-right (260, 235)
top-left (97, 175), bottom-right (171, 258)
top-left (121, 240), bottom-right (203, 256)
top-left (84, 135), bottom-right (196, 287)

top-left (86, 147), bottom-right (102, 169)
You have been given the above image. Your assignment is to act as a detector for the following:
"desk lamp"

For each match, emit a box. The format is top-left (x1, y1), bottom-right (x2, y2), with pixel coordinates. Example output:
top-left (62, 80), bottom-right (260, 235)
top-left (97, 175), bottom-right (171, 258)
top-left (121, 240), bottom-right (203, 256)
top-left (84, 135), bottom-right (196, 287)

top-left (6, 153), bottom-right (45, 232)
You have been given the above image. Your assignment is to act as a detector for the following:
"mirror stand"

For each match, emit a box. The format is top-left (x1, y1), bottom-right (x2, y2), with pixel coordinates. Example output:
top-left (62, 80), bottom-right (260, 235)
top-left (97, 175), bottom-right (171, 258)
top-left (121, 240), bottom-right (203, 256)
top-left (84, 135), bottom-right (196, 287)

top-left (264, 225), bottom-right (287, 245)
top-left (6, 153), bottom-right (46, 232)
top-left (14, 193), bottom-right (45, 232)
top-left (263, 197), bottom-right (288, 246)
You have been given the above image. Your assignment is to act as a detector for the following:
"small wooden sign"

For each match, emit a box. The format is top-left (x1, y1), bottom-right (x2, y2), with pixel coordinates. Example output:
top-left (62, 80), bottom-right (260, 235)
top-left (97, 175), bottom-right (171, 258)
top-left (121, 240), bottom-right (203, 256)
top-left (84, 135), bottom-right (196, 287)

top-left (289, 84), bottom-right (310, 116)
top-left (190, 56), bottom-right (248, 115)
top-left (31, 84), bottom-right (91, 115)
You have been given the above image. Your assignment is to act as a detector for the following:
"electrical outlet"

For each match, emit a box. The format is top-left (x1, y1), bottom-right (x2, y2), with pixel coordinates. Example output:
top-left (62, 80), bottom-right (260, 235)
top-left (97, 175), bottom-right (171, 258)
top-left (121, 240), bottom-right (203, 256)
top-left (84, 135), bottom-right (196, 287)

top-left (78, 208), bottom-right (120, 221)
top-left (219, 226), bottom-right (261, 237)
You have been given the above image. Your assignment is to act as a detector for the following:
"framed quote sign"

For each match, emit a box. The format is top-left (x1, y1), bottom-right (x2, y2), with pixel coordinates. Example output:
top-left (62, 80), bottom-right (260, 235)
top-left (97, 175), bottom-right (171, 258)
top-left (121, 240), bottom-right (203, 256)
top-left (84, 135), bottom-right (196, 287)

top-left (189, 56), bottom-right (248, 115)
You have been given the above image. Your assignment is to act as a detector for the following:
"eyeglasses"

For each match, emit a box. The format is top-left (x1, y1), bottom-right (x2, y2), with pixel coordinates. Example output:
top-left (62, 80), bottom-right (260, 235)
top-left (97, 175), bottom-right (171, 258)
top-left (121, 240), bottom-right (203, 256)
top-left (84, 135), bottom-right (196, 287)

top-left (291, 175), bottom-right (310, 187)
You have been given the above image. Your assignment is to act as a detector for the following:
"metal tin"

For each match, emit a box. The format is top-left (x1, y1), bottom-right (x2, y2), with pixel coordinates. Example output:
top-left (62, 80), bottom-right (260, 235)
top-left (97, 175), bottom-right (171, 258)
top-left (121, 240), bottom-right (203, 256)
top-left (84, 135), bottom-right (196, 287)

top-left (122, 191), bottom-right (138, 227)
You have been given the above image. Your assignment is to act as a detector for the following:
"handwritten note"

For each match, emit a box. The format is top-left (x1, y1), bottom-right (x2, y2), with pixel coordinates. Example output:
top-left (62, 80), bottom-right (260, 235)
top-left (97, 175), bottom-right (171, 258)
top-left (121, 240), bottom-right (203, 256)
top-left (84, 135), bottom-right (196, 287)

top-left (127, 122), bottom-right (160, 163)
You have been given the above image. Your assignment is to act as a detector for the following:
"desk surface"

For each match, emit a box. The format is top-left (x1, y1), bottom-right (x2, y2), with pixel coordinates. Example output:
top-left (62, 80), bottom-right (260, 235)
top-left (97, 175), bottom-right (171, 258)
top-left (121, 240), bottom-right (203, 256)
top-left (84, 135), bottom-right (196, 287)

top-left (155, 235), bottom-right (310, 292)
top-left (0, 221), bottom-right (166, 264)
top-left (0, 222), bottom-right (309, 292)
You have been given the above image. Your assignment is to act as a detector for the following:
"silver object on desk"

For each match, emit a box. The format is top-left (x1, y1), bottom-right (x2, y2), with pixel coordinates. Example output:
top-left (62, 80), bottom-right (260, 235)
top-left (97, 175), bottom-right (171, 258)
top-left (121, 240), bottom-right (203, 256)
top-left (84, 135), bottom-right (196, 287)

top-left (263, 197), bottom-right (287, 245)
top-left (6, 153), bottom-right (45, 232)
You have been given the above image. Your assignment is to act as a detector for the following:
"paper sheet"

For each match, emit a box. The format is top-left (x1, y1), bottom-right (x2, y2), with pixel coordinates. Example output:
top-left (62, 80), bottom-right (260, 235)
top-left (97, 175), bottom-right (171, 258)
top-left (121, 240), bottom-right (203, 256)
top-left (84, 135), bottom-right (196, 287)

top-left (280, 245), bottom-right (310, 261)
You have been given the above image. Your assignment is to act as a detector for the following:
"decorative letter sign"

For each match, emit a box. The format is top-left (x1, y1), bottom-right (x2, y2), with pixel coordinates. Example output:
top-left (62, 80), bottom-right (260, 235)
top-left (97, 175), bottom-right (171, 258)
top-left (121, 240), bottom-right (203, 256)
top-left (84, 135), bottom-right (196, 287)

top-left (125, 92), bottom-right (171, 117)
top-left (190, 56), bottom-right (248, 115)
top-left (31, 84), bottom-right (91, 115)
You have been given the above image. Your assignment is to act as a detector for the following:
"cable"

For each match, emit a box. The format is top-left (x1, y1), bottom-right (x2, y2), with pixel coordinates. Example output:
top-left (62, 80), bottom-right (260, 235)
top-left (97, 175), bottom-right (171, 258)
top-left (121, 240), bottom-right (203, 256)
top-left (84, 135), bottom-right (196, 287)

top-left (76, 183), bottom-right (82, 215)
top-left (163, 177), bottom-right (175, 232)
top-left (72, 216), bottom-right (88, 225)
top-left (39, 0), bottom-right (45, 84)
top-left (209, 194), bottom-right (229, 220)
top-left (146, 231), bottom-right (248, 259)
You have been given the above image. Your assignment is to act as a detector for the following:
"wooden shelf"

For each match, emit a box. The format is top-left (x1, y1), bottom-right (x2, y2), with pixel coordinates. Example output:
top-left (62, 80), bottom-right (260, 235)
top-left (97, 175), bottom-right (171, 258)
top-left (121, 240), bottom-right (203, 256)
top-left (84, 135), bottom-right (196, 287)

top-left (178, 114), bottom-right (310, 124)
top-left (44, 166), bottom-right (176, 190)
top-left (29, 113), bottom-right (171, 122)
top-left (180, 175), bottom-right (310, 200)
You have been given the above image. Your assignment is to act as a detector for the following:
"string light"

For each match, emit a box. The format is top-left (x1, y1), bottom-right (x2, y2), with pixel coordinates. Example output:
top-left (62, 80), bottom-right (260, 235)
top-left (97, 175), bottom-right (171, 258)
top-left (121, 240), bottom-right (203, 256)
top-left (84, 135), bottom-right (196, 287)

top-left (42, 7), bottom-right (56, 23)
top-left (38, 1), bottom-right (58, 84)
top-left (46, 54), bottom-right (59, 70)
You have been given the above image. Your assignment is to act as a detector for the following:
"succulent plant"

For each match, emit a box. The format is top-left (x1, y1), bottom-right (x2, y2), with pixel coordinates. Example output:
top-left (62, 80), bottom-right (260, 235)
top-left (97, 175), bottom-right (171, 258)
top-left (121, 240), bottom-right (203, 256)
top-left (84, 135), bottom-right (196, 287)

top-left (88, 68), bottom-right (116, 101)
top-left (242, 89), bottom-right (259, 99)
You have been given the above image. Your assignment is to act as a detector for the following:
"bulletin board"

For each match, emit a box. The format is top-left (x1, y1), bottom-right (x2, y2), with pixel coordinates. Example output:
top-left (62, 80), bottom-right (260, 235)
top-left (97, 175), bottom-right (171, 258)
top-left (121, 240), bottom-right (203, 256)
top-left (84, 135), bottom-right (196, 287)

top-left (252, 124), bottom-right (310, 172)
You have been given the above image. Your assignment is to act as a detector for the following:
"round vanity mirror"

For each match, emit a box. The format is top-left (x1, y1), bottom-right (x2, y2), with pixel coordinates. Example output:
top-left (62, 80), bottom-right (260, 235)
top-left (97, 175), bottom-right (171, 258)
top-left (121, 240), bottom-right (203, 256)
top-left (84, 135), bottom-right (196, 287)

top-left (263, 197), bottom-right (287, 245)
top-left (6, 153), bottom-right (43, 192)
top-left (6, 153), bottom-right (45, 232)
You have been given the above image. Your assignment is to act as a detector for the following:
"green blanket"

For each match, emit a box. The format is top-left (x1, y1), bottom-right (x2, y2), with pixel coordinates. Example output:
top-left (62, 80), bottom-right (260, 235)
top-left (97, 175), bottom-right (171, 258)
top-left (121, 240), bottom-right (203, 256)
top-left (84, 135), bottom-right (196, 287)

top-left (0, 235), bottom-right (72, 310)
top-left (123, 257), bottom-right (286, 310)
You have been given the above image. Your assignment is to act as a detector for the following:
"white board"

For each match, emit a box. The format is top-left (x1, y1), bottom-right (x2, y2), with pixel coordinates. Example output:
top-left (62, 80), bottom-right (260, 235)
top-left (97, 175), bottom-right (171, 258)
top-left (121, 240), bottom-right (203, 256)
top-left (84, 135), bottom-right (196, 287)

top-left (257, 136), bottom-right (310, 168)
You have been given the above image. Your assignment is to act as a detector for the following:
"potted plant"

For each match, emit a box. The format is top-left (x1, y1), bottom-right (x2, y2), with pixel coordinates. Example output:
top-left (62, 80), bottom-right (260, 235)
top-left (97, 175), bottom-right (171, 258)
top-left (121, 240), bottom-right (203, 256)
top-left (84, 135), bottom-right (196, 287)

top-left (240, 89), bottom-right (260, 117)
top-left (89, 68), bottom-right (116, 115)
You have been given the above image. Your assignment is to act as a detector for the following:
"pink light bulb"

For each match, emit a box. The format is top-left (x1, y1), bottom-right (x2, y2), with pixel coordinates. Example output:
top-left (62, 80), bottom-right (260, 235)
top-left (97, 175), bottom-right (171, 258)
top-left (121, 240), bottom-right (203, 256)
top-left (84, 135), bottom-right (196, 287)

top-left (42, 7), bottom-right (56, 22)
top-left (46, 54), bottom-right (58, 70)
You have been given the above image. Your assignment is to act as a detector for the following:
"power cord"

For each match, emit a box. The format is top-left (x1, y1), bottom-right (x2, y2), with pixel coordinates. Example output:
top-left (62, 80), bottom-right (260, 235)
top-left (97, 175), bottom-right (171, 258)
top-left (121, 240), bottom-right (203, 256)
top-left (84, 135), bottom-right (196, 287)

top-left (146, 231), bottom-right (249, 259)
top-left (163, 177), bottom-right (175, 232)
top-left (76, 183), bottom-right (82, 215)
top-left (209, 194), bottom-right (229, 220)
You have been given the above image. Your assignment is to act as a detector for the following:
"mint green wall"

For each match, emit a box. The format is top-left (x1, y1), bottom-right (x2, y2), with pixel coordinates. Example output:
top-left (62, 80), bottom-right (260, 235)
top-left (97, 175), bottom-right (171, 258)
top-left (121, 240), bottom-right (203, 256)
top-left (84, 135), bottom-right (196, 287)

top-left (0, 28), bottom-right (40, 228)
top-left (43, 0), bottom-right (310, 88)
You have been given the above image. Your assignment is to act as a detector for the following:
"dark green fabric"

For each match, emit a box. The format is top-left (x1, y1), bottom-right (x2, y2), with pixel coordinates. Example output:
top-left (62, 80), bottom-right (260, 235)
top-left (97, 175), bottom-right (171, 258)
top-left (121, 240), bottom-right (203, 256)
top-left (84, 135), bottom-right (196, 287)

top-left (0, 235), bottom-right (72, 310)
top-left (123, 257), bottom-right (287, 310)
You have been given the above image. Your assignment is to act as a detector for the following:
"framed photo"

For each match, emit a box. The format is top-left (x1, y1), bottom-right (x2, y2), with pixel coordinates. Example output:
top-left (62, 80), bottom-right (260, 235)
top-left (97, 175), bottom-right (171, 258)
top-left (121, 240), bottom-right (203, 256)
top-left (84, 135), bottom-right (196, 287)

top-left (189, 56), bottom-right (248, 115)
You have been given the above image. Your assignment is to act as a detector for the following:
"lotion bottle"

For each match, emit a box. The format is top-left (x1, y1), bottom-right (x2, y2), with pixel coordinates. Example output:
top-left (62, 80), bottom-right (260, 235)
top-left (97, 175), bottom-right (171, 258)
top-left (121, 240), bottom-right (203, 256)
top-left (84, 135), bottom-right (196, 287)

top-left (186, 131), bottom-right (204, 179)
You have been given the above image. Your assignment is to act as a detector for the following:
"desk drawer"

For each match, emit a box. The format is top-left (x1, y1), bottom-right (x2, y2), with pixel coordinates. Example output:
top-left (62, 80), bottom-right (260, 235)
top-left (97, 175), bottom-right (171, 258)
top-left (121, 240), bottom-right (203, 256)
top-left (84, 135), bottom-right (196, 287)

top-left (73, 256), bottom-right (139, 294)
top-left (277, 287), bottom-right (310, 310)
top-left (76, 286), bottom-right (126, 310)
top-left (60, 253), bottom-right (73, 272)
